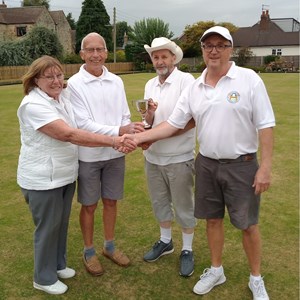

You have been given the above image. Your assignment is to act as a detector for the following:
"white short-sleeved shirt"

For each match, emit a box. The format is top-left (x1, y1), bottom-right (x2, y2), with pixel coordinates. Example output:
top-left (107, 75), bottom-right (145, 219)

top-left (67, 65), bottom-right (131, 162)
top-left (168, 62), bottom-right (276, 159)
top-left (143, 67), bottom-right (196, 165)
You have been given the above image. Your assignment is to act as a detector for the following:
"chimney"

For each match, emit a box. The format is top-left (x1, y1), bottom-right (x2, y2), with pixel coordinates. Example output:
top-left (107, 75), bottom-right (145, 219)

top-left (0, 0), bottom-right (7, 8)
top-left (260, 8), bottom-right (270, 31)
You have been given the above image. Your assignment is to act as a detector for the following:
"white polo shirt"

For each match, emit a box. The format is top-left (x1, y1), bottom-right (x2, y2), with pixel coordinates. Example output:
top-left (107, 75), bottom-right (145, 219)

top-left (168, 62), bottom-right (276, 159)
top-left (68, 65), bottom-right (131, 162)
top-left (144, 67), bottom-right (196, 165)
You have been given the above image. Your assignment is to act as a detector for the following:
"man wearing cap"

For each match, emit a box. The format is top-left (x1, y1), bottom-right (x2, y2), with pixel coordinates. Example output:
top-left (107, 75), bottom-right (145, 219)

top-left (141, 37), bottom-right (197, 277)
top-left (123, 26), bottom-right (274, 299)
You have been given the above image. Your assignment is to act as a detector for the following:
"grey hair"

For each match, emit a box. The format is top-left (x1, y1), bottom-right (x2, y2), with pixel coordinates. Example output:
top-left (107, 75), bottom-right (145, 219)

top-left (81, 32), bottom-right (107, 50)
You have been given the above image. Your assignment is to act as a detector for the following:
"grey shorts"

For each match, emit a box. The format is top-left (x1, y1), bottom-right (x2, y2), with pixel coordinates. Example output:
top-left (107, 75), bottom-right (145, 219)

top-left (77, 157), bottom-right (125, 206)
top-left (145, 159), bottom-right (196, 229)
top-left (194, 153), bottom-right (260, 230)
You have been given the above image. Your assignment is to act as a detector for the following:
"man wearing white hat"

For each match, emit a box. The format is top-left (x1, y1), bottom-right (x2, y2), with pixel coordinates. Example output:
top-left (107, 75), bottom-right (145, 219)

top-left (142, 37), bottom-right (197, 277)
top-left (123, 26), bottom-right (274, 299)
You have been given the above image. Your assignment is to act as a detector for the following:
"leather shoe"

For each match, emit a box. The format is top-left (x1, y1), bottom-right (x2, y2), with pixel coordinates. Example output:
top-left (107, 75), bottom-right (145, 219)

top-left (33, 280), bottom-right (68, 295)
top-left (83, 254), bottom-right (104, 276)
top-left (57, 267), bottom-right (76, 279)
top-left (102, 248), bottom-right (130, 267)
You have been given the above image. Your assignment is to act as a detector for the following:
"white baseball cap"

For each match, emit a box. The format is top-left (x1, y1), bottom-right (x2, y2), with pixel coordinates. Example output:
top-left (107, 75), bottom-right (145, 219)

top-left (200, 26), bottom-right (233, 45)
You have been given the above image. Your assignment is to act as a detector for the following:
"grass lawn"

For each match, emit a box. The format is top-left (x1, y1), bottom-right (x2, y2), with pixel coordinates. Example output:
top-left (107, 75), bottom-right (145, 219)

top-left (0, 72), bottom-right (298, 299)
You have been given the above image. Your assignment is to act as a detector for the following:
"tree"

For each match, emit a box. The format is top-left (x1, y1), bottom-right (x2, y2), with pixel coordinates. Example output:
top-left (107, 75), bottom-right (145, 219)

top-left (126, 18), bottom-right (173, 69)
top-left (233, 47), bottom-right (254, 66)
top-left (75, 0), bottom-right (112, 53)
top-left (22, 0), bottom-right (50, 9)
top-left (0, 26), bottom-right (63, 66)
top-left (116, 21), bottom-right (132, 48)
top-left (66, 13), bottom-right (76, 30)
top-left (181, 21), bottom-right (238, 58)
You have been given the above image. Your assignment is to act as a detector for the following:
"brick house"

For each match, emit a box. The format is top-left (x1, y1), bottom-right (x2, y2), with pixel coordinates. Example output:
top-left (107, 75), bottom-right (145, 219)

top-left (232, 9), bottom-right (299, 70)
top-left (0, 3), bottom-right (75, 54)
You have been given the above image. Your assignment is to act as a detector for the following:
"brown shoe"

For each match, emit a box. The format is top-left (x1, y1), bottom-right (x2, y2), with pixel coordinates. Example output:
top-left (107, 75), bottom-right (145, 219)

top-left (102, 248), bottom-right (130, 267)
top-left (83, 254), bottom-right (104, 276)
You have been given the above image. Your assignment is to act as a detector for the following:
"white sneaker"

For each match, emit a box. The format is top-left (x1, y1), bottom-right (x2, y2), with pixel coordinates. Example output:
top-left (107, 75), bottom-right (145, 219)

top-left (193, 267), bottom-right (226, 295)
top-left (57, 267), bottom-right (76, 279)
top-left (33, 280), bottom-right (68, 295)
top-left (248, 277), bottom-right (269, 300)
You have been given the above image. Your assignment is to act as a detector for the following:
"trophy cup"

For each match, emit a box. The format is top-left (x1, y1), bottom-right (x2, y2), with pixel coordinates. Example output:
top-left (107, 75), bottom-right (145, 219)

top-left (133, 99), bottom-right (151, 129)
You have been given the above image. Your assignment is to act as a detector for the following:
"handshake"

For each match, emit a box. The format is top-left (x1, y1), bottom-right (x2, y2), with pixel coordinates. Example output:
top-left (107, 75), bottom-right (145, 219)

top-left (113, 121), bottom-right (151, 154)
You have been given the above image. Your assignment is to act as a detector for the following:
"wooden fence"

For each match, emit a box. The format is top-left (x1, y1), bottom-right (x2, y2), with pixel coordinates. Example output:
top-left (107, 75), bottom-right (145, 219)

top-left (0, 62), bottom-right (134, 83)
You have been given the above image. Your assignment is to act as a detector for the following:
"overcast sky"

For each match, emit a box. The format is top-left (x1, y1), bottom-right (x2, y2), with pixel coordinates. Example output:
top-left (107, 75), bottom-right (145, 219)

top-left (5, 0), bottom-right (300, 37)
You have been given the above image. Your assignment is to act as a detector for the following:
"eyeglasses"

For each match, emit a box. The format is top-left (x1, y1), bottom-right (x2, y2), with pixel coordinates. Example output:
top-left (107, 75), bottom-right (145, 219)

top-left (201, 44), bottom-right (232, 53)
top-left (40, 73), bottom-right (64, 82)
top-left (82, 47), bottom-right (106, 54)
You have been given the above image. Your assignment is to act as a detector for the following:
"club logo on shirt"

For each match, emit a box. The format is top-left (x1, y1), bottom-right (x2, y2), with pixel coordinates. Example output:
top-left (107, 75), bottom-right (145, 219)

top-left (227, 91), bottom-right (240, 104)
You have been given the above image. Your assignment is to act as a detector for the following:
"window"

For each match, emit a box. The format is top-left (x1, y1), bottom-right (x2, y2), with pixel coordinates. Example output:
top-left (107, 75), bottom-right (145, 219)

top-left (16, 26), bottom-right (27, 37)
top-left (272, 48), bottom-right (282, 56)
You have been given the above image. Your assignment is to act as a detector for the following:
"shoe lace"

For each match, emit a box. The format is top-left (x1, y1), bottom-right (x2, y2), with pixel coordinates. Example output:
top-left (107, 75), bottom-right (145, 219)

top-left (252, 278), bottom-right (267, 297)
top-left (199, 268), bottom-right (216, 283)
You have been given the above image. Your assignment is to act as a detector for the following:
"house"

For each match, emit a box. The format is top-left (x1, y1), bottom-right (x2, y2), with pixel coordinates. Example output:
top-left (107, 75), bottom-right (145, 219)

top-left (232, 9), bottom-right (299, 70)
top-left (0, 3), bottom-right (75, 54)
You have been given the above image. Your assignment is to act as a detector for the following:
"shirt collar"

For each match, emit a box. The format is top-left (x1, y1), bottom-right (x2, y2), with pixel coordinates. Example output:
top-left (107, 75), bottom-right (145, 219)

top-left (80, 64), bottom-right (114, 83)
top-left (198, 61), bottom-right (236, 86)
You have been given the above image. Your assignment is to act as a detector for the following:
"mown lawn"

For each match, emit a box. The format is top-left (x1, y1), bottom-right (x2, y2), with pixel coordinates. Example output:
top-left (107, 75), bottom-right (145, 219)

top-left (0, 72), bottom-right (298, 299)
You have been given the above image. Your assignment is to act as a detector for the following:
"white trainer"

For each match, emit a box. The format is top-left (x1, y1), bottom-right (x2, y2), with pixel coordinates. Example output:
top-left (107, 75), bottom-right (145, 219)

top-left (57, 267), bottom-right (76, 279)
top-left (33, 280), bottom-right (68, 295)
top-left (193, 267), bottom-right (226, 295)
top-left (248, 277), bottom-right (269, 300)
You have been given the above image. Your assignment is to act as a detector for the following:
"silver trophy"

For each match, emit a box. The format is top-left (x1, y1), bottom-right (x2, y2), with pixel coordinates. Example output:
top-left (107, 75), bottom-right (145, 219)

top-left (133, 99), bottom-right (151, 129)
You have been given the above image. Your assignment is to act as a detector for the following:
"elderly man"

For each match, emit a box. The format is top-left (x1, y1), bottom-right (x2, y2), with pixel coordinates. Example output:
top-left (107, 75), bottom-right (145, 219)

top-left (68, 33), bottom-right (144, 276)
top-left (141, 37), bottom-right (196, 277)
top-left (124, 26), bottom-right (274, 299)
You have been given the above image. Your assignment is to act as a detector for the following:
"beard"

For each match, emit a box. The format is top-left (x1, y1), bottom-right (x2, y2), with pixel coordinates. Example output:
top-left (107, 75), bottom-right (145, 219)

top-left (155, 67), bottom-right (169, 76)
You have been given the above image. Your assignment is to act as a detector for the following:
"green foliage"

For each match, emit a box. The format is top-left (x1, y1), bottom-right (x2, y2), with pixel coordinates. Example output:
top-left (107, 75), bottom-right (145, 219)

top-left (116, 21), bottom-right (132, 48)
top-left (62, 53), bottom-right (82, 64)
top-left (264, 55), bottom-right (279, 65)
top-left (24, 27), bottom-right (63, 60)
top-left (75, 0), bottom-right (112, 53)
top-left (22, 0), bottom-right (50, 9)
top-left (126, 18), bottom-right (173, 69)
top-left (66, 12), bottom-right (76, 30)
top-left (0, 26), bottom-right (63, 66)
top-left (233, 47), bottom-right (254, 66)
top-left (178, 64), bottom-right (190, 72)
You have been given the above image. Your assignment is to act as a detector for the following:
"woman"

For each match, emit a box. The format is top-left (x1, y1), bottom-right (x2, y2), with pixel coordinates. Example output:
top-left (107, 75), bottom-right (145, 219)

top-left (17, 56), bottom-right (136, 295)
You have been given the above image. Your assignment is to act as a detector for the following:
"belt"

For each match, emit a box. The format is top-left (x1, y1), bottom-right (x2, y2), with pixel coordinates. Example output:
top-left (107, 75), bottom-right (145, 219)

top-left (206, 153), bottom-right (256, 164)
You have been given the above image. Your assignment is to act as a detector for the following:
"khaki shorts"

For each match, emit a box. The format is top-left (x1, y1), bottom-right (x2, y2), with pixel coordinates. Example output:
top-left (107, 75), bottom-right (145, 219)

top-left (145, 159), bottom-right (196, 229)
top-left (194, 153), bottom-right (260, 230)
top-left (77, 157), bottom-right (125, 206)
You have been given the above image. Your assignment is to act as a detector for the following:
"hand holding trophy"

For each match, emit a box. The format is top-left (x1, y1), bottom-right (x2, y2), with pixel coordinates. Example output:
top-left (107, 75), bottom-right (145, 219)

top-left (133, 99), bottom-right (151, 129)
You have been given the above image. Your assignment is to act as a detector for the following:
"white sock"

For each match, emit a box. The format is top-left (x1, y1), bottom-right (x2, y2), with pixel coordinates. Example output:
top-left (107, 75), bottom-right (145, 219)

top-left (182, 232), bottom-right (194, 251)
top-left (160, 227), bottom-right (171, 244)
top-left (250, 274), bottom-right (261, 281)
top-left (211, 265), bottom-right (223, 274)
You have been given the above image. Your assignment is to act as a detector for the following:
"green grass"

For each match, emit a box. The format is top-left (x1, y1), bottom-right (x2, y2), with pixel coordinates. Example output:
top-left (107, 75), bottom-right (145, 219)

top-left (0, 73), bottom-right (298, 299)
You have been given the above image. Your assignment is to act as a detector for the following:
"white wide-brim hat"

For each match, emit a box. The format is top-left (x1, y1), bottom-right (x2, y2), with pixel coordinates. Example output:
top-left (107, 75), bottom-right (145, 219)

top-left (144, 37), bottom-right (183, 65)
top-left (200, 26), bottom-right (233, 45)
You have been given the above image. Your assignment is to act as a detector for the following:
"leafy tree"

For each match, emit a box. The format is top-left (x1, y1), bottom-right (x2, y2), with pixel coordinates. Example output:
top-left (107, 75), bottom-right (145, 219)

top-left (233, 47), bottom-right (253, 66)
top-left (24, 26), bottom-right (63, 60)
top-left (126, 18), bottom-right (173, 69)
top-left (181, 21), bottom-right (237, 58)
top-left (116, 21), bottom-right (132, 48)
top-left (66, 13), bottom-right (76, 30)
top-left (0, 26), bottom-right (63, 66)
top-left (75, 0), bottom-right (112, 53)
top-left (22, 0), bottom-right (50, 9)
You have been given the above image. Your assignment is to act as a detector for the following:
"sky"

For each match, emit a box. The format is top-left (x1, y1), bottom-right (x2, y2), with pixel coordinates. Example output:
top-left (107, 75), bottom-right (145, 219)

top-left (5, 0), bottom-right (300, 37)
